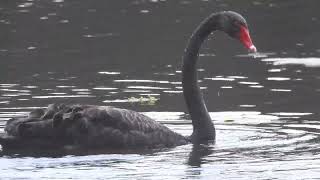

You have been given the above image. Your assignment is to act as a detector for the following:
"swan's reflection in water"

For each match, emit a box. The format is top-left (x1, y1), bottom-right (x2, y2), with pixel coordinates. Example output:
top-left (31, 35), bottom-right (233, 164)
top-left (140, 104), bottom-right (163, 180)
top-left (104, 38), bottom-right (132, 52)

top-left (185, 143), bottom-right (215, 179)
top-left (187, 143), bottom-right (214, 167)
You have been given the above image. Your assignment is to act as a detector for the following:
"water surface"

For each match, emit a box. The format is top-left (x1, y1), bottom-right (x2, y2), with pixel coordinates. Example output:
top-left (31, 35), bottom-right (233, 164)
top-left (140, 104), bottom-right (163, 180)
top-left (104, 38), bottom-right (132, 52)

top-left (1, 0), bottom-right (320, 179)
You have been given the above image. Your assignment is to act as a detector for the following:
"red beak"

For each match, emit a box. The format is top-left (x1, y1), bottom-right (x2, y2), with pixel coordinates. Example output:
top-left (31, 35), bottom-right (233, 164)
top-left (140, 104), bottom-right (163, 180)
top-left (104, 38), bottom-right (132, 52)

top-left (239, 26), bottom-right (257, 53)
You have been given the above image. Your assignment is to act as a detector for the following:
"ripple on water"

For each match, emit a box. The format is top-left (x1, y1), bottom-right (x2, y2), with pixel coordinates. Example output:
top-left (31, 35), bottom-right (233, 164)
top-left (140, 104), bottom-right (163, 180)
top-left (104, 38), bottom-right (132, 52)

top-left (238, 81), bottom-right (260, 85)
top-left (236, 52), bottom-right (276, 58)
top-left (122, 89), bottom-right (151, 93)
top-left (1, 93), bottom-right (31, 97)
top-left (205, 77), bottom-right (235, 81)
top-left (220, 86), bottom-right (232, 89)
top-left (249, 85), bottom-right (264, 88)
top-left (262, 57), bottom-right (320, 67)
top-left (270, 89), bottom-right (292, 92)
top-left (98, 71), bottom-right (120, 75)
top-left (84, 33), bottom-right (119, 38)
top-left (0, 111), bottom-right (319, 179)
top-left (103, 96), bottom-right (157, 103)
top-left (227, 76), bottom-right (248, 79)
top-left (17, 2), bottom-right (33, 8)
top-left (126, 86), bottom-right (170, 90)
top-left (268, 112), bottom-right (313, 116)
top-left (163, 90), bottom-right (183, 94)
top-left (175, 86), bottom-right (207, 90)
top-left (32, 95), bottom-right (95, 99)
top-left (93, 87), bottom-right (118, 90)
top-left (0, 84), bottom-right (19, 88)
top-left (56, 86), bottom-right (76, 88)
top-left (114, 79), bottom-right (170, 84)
top-left (139, 93), bottom-right (160, 96)
top-left (205, 75), bottom-right (248, 82)
top-left (49, 92), bottom-right (67, 95)
top-left (53, 0), bottom-right (64, 3)
top-left (71, 89), bottom-right (90, 92)
top-left (0, 89), bottom-right (31, 93)
top-left (267, 77), bottom-right (291, 81)
top-left (268, 68), bottom-right (283, 73)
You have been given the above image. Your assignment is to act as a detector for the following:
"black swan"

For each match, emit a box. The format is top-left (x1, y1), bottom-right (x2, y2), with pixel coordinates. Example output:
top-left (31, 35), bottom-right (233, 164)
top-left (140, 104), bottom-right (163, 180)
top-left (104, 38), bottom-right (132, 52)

top-left (0, 11), bottom-right (256, 152)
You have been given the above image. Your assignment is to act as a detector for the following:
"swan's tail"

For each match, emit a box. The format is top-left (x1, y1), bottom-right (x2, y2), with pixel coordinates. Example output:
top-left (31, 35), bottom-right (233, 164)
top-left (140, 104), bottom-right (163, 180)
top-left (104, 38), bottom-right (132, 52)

top-left (0, 132), bottom-right (63, 150)
top-left (0, 104), bottom-right (91, 152)
top-left (0, 133), bottom-right (19, 148)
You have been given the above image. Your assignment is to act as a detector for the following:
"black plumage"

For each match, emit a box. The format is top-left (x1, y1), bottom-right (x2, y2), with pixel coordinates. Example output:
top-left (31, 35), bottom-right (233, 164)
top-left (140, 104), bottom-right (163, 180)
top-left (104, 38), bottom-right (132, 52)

top-left (1, 104), bottom-right (188, 150)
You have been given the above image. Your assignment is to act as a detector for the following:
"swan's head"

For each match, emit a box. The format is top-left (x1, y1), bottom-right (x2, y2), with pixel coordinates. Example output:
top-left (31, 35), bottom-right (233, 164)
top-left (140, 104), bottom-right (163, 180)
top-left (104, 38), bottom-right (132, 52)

top-left (218, 11), bottom-right (257, 53)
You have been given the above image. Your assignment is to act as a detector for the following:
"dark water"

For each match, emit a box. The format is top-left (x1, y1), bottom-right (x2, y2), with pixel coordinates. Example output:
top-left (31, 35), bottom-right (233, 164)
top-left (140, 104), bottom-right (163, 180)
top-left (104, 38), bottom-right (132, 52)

top-left (1, 0), bottom-right (320, 179)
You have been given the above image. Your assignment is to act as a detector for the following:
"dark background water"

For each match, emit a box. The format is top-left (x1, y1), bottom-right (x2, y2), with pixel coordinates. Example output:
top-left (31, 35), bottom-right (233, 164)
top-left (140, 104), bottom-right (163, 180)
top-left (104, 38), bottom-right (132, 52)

top-left (1, 0), bottom-right (320, 179)
top-left (1, 0), bottom-right (320, 113)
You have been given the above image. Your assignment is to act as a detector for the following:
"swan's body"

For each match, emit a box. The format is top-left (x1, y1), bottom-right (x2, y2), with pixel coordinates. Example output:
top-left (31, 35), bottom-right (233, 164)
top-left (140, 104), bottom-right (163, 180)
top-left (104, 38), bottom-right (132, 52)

top-left (1, 104), bottom-right (187, 150)
top-left (0, 11), bottom-right (256, 152)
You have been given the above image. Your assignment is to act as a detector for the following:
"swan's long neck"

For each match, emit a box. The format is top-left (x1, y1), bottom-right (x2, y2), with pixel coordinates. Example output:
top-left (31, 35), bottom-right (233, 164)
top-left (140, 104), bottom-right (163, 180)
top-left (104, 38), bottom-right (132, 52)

top-left (182, 14), bottom-right (221, 142)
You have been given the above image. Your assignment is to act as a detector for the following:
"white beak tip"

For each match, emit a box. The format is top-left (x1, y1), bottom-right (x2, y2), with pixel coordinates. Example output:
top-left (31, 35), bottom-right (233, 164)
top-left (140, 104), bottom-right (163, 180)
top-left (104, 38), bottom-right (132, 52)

top-left (249, 45), bottom-right (257, 53)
